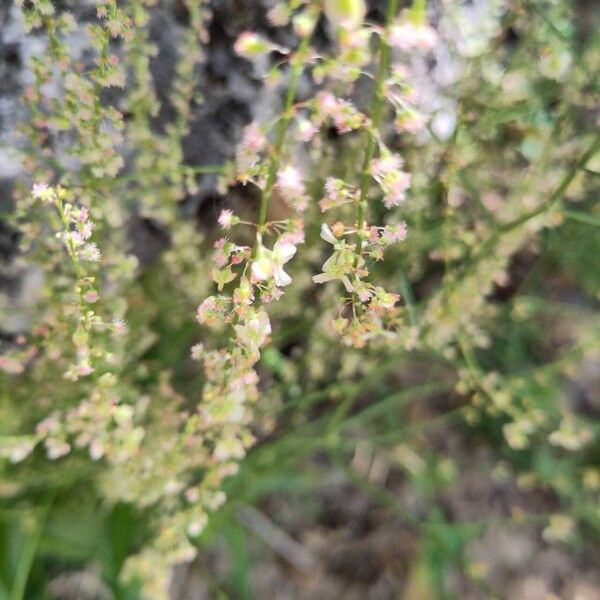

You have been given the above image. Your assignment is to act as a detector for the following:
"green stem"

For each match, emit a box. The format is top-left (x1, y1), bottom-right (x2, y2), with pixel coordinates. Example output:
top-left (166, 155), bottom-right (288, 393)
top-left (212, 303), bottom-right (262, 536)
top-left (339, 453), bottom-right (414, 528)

top-left (55, 199), bottom-right (84, 283)
top-left (399, 270), bottom-right (418, 327)
top-left (10, 495), bottom-right (54, 600)
top-left (561, 208), bottom-right (600, 227)
top-left (410, 0), bottom-right (427, 23)
top-left (500, 130), bottom-right (600, 233)
top-left (449, 129), bottom-right (600, 292)
top-left (54, 197), bottom-right (95, 370)
top-left (107, 164), bottom-right (224, 187)
top-left (352, 0), bottom-right (399, 271)
top-left (253, 34), bottom-right (312, 254)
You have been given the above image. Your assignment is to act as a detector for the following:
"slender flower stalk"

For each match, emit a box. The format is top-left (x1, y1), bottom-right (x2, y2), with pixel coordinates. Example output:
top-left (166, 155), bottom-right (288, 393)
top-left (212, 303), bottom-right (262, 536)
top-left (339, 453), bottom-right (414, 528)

top-left (353, 0), bottom-right (399, 272)
top-left (33, 184), bottom-right (102, 379)
top-left (254, 32), bottom-right (313, 248)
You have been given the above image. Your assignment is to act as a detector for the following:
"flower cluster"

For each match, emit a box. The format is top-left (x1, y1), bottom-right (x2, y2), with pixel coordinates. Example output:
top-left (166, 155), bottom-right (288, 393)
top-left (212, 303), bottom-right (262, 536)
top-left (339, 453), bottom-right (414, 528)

top-left (32, 184), bottom-right (102, 379)
top-left (308, 2), bottom-right (420, 347)
top-left (371, 154), bottom-right (412, 208)
top-left (312, 91), bottom-right (365, 133)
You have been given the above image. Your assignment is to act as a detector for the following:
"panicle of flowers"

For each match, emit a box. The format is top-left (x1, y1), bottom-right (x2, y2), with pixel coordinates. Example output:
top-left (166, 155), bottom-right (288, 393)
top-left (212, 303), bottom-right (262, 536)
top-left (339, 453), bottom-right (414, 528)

top-left (139, 10), bottom-right (320, 591)
top-left (311, 0), bottom-right (410, 347)
top-left (24, 183), bottom-right (145, 479)
top-left (160, 0), bottom-right (211, 213)
top-left (120, 0), bottom-right (211, 226)
top-left (382, 7), bottom-right (438, 135)
top-left (32, 184), bottom-right (102, 379)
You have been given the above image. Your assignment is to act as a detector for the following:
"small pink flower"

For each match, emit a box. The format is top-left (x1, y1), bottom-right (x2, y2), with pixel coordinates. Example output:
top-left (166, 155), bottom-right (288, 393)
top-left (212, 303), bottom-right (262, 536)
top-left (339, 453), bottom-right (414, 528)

top-left (277, 166), bottom-right (308, 212)
top-left (77, 363), bottom-right (93, 376)
top-left (112, 319), bottom-right (127, 336)
top-left (196, 297), bottom-right (215, 324)
top-left (296, 118), bottom-right (318, 142)
top-left (241, 122), bottom-right (266, 151)
top-left (80, 243), bottom-right (101, 262)
top-left (84, 290), bottom-right (98, 303)
top-left (384, 173), bottom-right (412, 208)
top-left (236, 122), bottom-right (267, 179)
top-left (191, 343), bottom-right (204, 360)
top-left (332, 99), bottom-right (363, 133)
top-left (80, 221), bottom-right (94, 240)
top-left (277, 165), bottom-right (302, 193)
top-left (389, 22), bottom-right (437, 52)
top-left (279, 219), bottom-right (305, 246)
top-left (212, 237), bottom-right (231, 268)
top-left (381, 222), bottom-right (408, 244)
top-left (371, 154), bottom-right (412, 207)
top-left (371, 154), bottom-right (403, 178)
top-left (218, 209), bottom-right (235, 230)
top-left (315, 91), bottom-right (338, 115)
top-left (32, 182), bottom-right (53, 202)
top-left (267, 3), bottom-right (290, 26)
top-left (395, 110), bottom-right (427, 133)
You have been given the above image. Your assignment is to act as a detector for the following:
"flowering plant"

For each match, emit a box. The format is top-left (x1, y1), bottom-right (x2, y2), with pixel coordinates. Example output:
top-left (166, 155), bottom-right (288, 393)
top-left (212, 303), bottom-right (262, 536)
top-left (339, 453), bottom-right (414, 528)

top-left (1, 0), bottom-right (600, 597)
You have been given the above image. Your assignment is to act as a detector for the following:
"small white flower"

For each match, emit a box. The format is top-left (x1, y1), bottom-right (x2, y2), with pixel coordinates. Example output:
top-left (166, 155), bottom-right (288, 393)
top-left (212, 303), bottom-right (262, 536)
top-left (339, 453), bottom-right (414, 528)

top-left (190, 343), bottom-right (204, 360)
top-left (218, 209), bottom-right (236, 229)
top-left (234, 311), bottom-right (272, 353)
top-left (320, 223), bottom-right (338, 244)
top-left (112, 319), bottom-right (126, 336)
top-left (45, 438), bottom-right (70, 460)
top-left (277, 165), bottom-right (302, 193)
top-left (252, 239), bottom-right (297, 287)
top-left (32, 182), bottom-right (51, 201)
top-left (187, 516), bottom-right (208, 538)
top-left (80, 242), bottom-right (101, 262)
top-left (213, 437), bottom-right (245, 461)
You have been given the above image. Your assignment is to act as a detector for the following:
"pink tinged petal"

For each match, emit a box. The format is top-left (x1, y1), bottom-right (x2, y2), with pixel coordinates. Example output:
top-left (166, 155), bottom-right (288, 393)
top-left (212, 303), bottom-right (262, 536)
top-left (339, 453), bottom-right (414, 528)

top-left (32, 182), bottom-right (49, 198)
top-left (277, 165), bottom-right (302, 190)
top-left (273, 241), bottom-right (296, 264)
top-left (258, 312), bottom-right (272, 337)
top-left (274, 267), bottom-right (292, 287)
top-left (218, 209), bottom-right (234, 229)
top-left (320, 223), bottom-right (337, 244)
top-left (251, 256), bottom-right (274, 281)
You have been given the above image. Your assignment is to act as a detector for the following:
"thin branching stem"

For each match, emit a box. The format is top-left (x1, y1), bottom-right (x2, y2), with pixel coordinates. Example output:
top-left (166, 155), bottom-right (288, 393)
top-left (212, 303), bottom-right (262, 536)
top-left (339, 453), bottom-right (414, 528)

top-left (253, 33), bottom-right (312, 252)
top-left (352, 0), bottom-right (399, 270)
